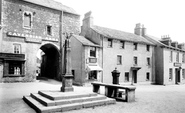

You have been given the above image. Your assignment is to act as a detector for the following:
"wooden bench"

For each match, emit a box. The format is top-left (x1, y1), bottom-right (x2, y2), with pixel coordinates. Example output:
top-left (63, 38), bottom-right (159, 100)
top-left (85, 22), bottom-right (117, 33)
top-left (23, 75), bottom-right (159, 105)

top-left (91, 82), bottom-right (136, 102)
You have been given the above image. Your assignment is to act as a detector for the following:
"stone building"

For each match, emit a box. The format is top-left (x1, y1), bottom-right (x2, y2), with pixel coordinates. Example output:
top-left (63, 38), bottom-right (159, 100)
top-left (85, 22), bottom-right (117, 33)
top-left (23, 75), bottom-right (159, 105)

top-left (144, 34), bottom-right (185, 85)
top-left (0, 0), bottom-right (80, 82)
top-left (71, 35), bottom-right (102, 85)
top-left (80, 11), bottom-right (155, 84)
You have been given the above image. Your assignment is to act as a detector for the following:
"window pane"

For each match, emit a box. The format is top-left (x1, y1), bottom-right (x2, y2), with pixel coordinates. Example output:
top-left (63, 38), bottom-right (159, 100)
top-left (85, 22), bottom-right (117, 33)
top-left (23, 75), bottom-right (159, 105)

top-left (169, 68), bottom-right (173, 80)
top-left (134, 57), bottom-right (137, 65)
top-left (120, 41), bottom-right (124, 49)
top-left (183, 69), bottom-right (185, 79)
top-left (108, 39), bottom-right (112, 47)
top-left (46, 25), bottom-right (52, 35)
top-left (170, 51), bottom-right (173, 62)
top-left (90, 47), bottom-right (96, 57)
top-left (146, 72), bottom-right (150, 81)
top-left (125, 72), bottom-right (129, 82)
top-left (14, 44), bottom-right (21, 54)
top-left (147, 57), bottom-right (150, 65)
top-left (176, 52), bottom-right (179, 62)
top-left (117, 55), bottom-right (122, 65)
top-left (9, 61), bottom-right (22, 75)
top-left (182, 54), bottom-right (185, 63)
top-left (134, 43), bottom-right (137, 50)
top-left (89, 71), bottom-right (97, 80)
top-left (146, 45), bottom-right (150, 51)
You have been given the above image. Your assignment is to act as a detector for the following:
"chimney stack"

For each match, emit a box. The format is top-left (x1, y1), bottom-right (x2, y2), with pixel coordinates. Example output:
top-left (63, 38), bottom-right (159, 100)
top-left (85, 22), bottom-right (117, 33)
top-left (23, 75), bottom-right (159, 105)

top-left (171, 41), bottom-right (178, 48)
top-left (178, 43), bottom-right (185, 50)
top-left (81, 11), bottom-right (94, 36)
top-left (134, 23), bottom-right (146, 36)
top-left (160, 35), bottom-right (172, 46)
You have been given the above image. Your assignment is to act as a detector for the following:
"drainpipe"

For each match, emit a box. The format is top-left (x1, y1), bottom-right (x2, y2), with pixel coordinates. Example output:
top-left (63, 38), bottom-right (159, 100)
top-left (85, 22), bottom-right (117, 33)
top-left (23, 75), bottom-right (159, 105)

top-left (59, 11), bottom-right (63, 80)
top-left (102, 40), bottom-right (103, 83)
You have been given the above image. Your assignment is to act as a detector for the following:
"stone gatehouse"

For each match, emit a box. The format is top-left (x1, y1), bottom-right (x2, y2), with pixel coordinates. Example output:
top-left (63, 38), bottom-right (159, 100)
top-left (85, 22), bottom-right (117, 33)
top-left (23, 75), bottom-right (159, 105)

top-left (0, 0), bottom-right (80, 82)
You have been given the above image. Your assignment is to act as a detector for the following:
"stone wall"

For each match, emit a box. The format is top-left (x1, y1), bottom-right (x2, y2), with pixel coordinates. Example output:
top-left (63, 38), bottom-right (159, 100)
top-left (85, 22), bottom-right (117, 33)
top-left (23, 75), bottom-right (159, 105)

top-left (0, 0), bottom-right (80, 82)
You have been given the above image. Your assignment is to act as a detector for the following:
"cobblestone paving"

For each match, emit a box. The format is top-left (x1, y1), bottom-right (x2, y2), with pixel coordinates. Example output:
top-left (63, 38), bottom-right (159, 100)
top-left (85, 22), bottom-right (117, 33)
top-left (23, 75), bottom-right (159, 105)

top-left (0, 81), bottom-right (185, 113)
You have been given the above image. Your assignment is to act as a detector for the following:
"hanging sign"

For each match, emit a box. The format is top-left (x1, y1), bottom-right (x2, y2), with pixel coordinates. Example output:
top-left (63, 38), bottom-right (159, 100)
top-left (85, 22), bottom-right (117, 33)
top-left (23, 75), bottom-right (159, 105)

top-left (174, 62), bottom-right (182, 67)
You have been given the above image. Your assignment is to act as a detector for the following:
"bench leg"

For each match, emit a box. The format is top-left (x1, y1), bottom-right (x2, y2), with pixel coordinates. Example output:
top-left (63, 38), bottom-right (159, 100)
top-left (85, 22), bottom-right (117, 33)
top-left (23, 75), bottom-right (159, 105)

top-left (105, 87), bottom-right (118, 98)
top-left (125, 89), bottom-right (135, 102)
top-left (93, 85), bottom-right (100, 94)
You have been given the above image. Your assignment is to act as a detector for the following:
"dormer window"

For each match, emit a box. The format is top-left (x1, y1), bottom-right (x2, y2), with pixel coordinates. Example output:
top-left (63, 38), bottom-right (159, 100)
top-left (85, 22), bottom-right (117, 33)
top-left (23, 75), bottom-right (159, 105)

top-left (23, 11), bottom-right (32, 28)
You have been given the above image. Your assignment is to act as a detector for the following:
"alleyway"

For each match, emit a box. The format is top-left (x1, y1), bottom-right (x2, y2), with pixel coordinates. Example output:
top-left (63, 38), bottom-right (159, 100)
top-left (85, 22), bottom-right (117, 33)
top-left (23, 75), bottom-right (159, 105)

top-left (0, 80), bottom-right (185, 113)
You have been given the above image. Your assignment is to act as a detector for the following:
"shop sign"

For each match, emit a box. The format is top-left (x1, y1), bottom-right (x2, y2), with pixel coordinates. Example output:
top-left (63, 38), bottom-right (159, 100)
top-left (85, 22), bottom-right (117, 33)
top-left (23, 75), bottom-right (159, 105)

top-left (7, 31), bottom-right (58, 42)
top-left (7, 31), bottom-right (42, 39)
top-left (174, 62), bottom-right (182, 67)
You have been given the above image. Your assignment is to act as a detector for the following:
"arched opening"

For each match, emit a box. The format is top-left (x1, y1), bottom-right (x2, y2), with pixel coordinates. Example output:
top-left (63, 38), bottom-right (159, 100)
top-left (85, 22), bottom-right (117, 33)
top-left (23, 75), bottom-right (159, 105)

top-left (38, 44), bottom-right (60, 79)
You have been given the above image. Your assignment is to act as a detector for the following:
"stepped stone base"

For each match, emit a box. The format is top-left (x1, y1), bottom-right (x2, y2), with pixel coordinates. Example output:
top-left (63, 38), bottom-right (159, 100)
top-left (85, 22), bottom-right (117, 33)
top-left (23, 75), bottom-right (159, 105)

top-left (23, 90), bottom-right (116, 113)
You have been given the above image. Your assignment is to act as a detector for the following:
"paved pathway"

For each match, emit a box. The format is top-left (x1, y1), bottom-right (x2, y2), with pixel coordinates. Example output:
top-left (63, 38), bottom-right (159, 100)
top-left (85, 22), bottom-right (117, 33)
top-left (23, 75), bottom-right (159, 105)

top-left (0, 80), bottom-right (185, 113)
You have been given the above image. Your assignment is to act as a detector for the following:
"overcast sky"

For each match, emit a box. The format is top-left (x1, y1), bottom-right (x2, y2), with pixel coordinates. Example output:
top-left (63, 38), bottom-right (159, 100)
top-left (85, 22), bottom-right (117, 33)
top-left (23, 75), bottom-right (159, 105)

top-left (55, 0), bottom-right (185, 43)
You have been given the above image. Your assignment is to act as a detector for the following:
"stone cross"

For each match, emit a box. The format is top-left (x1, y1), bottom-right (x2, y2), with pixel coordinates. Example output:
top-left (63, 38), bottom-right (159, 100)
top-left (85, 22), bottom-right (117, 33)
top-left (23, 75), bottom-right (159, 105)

top-left (61, 33), bottom-right (74, 92)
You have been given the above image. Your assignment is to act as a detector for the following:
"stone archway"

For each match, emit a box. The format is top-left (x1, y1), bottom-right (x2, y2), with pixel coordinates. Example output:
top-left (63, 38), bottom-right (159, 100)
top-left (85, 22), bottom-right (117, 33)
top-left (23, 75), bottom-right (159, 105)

top-left (39, 43), bottom-right (60, 79)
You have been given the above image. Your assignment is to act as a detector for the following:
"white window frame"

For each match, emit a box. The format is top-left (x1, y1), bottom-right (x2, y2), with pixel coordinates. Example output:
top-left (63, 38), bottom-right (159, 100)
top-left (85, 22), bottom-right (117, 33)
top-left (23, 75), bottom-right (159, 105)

top-left (117, 55), bottom-right (122, 65)
top-left (13, 44), bottom-right (21, 54)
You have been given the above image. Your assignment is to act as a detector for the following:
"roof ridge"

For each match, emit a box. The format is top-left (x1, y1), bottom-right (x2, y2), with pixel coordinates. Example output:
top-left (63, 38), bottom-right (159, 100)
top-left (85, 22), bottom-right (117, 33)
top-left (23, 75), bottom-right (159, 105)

top-left (92, 25), bottom-right (154, 45)
top-left (73, 35), bottom-right (100, 47)
top-left (93, 25), bottom-right (130, 34)
top-left (21, 0), bottom-right (79, 15)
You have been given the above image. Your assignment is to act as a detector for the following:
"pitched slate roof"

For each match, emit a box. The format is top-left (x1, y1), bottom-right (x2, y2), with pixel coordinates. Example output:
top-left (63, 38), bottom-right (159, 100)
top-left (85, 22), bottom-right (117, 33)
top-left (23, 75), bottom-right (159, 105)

top-left (22, 0), bottom-right (79, 15)
top-left (145, 35), bottom-right (185, 51)
top-left (144, 35), bottom-right (164, 45)
top-left (73, 35), bottom-right (100, 47)
top-left (91, 25), bottom-right (154, 45)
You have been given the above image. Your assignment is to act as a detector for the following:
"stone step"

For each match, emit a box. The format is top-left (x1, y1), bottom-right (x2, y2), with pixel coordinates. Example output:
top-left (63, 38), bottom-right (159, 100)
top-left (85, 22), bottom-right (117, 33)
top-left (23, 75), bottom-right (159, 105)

top-left (23, 95), bottom-right (116, 113)
top-left (38, 90), bottom-right (97, 100)
top-left (31, 93), bottom-right (107, 106)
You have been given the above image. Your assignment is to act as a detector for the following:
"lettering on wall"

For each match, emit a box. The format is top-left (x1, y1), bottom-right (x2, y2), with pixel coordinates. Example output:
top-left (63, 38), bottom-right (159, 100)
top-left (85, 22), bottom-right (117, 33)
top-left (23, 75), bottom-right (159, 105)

top-left (7, 31), bottom-right (58, 43)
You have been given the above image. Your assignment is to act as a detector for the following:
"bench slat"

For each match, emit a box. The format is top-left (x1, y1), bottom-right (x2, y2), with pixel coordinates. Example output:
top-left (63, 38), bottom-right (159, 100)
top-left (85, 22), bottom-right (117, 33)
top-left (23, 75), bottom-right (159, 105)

top-left (91, 82), bottom-right (136, 90)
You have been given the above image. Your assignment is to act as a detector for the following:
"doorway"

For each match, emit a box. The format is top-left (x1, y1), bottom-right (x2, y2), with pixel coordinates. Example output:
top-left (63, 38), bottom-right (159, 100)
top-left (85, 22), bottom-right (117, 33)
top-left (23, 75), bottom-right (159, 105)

top-left (133, 70), bottom-right (137, 83)
top-left (39, 44), bottom-right (60, 79)
top-left (175, 68), bottom-right (180, 84)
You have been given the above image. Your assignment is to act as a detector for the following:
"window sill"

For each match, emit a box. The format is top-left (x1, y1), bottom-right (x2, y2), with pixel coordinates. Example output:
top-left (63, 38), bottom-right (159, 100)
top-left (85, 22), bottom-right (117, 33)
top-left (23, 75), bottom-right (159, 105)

top-left (3, 74), bottom-right (25, 77)
top-left (23, 26), bottom-right (32, 30)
